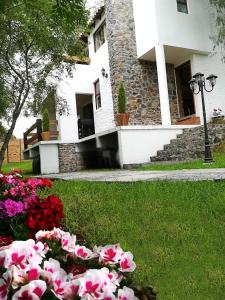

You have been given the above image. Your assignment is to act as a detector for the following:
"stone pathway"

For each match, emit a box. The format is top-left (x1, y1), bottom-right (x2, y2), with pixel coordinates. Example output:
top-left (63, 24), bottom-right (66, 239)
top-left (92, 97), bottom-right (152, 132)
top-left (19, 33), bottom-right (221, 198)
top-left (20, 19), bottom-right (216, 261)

top-left (42, 168), bottom-right (225, 182)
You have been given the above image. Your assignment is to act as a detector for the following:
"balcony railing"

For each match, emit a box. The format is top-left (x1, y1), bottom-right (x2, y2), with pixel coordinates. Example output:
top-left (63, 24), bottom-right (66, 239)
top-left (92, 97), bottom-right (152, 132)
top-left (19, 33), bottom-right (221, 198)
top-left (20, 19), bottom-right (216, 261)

top-left (23, 119), bottom-right (59, 149)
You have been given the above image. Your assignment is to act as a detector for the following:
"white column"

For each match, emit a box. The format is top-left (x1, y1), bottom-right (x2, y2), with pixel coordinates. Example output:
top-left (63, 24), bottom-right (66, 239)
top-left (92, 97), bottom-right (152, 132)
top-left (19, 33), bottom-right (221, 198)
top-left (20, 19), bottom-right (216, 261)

top-left (155, 44), bottom-right (171, 126)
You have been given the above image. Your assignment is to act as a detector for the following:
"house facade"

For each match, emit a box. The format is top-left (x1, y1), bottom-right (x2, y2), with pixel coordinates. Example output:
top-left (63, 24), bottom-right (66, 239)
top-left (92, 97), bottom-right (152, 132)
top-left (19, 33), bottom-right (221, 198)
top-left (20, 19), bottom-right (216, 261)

top-left (24, 0), bottom-right (225, 174)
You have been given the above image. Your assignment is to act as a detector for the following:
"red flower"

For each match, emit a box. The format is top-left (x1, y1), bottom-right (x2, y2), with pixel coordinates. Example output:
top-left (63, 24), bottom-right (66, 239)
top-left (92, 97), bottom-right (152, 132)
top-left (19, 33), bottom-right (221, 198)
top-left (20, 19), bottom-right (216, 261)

top-left (0, 235), bottom-right (13, 247)
top-left (26, 195), bottom-right (64, 236)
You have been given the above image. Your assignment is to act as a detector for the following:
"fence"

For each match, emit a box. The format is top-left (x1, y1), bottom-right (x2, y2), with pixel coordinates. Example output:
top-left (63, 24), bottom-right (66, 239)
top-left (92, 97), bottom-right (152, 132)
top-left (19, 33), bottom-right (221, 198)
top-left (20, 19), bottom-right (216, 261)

top-left (1, 139), bottom-right (24, 163)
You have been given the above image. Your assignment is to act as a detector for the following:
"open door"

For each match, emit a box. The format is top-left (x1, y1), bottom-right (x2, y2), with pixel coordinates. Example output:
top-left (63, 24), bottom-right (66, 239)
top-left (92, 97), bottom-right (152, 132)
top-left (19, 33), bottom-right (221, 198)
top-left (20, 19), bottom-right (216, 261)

top-left (175, 61), bottom-right (195, 118)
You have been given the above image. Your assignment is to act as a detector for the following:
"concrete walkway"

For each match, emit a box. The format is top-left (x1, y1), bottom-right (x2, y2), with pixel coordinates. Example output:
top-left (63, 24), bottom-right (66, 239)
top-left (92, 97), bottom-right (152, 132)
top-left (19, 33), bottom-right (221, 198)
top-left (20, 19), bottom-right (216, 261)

top-left (42, 168), bottom-right (225, 182)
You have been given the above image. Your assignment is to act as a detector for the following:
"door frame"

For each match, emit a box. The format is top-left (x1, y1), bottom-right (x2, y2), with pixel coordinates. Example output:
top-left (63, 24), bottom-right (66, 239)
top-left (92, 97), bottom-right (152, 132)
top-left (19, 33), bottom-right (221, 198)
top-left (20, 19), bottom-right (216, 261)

top-left (175, 60), bottom-right (196, 118)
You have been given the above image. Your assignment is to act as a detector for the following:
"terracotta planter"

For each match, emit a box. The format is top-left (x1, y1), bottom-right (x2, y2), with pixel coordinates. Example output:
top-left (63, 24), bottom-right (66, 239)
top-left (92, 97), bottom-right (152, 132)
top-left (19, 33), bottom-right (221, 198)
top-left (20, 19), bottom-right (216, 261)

top-left (116, 113), bottom-right (129, 126)
top-left (41, 131), bottom-right (50, 141)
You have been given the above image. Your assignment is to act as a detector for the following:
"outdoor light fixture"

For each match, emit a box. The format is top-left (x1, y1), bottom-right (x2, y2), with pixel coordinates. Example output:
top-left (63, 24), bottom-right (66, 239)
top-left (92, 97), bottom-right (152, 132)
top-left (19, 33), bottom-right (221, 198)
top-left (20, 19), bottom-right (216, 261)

top-left (206, 74), bottom-right (218, 88)
top-left (188, 72), bottom-right (218, 163)
top-left (101, 67), bottom-right (108, 78)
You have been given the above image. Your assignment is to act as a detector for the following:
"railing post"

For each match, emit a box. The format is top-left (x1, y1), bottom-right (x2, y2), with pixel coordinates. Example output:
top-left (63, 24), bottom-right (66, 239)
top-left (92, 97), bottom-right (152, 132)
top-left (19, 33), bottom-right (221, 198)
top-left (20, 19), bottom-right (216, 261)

top-left (36, 119), bottom-right (42, 142)
top-left (23, 132), bottom-right (28, 150)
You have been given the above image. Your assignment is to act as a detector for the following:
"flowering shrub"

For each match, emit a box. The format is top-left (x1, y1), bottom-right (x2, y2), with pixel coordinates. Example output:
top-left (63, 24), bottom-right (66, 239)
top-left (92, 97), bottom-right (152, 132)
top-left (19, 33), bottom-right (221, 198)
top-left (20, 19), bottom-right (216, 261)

top-left (212, 108), bottom-right (223, 117)
top-left (0, 172), bottom-right (64, 241)
top-left (0, 228), bottom-right (139, 300)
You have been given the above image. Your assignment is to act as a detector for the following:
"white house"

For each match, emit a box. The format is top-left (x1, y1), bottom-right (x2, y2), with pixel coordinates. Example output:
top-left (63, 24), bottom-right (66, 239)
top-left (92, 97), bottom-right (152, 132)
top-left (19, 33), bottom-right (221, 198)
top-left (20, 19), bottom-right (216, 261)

top-left (24, 0), bottom-right (225, 174)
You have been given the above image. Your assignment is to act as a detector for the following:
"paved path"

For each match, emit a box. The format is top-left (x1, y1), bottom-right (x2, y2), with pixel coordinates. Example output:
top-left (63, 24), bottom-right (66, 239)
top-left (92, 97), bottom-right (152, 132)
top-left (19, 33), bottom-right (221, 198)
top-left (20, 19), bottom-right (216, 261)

top-left (42, 168), bottom-right (225, 182)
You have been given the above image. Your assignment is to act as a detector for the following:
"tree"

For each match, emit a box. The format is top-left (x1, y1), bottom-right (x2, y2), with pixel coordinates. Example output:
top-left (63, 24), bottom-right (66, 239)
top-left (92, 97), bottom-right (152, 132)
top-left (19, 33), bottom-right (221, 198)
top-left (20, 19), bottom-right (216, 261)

top-left (210, 0), bottom-right (225, 57)
top-left (0, 0), bottom-right (88, 168)
top-left (117, 82), bottom-right (126, 114)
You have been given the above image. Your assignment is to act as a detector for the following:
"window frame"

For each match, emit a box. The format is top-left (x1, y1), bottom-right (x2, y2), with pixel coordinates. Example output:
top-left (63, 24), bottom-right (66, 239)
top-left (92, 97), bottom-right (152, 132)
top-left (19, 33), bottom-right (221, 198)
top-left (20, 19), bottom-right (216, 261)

top-left (94, 79), bottom-right (102, 110)
top-left (177, 0), bottom-right (188, 14)
top-left (93, 21), bottom-right (106, 52)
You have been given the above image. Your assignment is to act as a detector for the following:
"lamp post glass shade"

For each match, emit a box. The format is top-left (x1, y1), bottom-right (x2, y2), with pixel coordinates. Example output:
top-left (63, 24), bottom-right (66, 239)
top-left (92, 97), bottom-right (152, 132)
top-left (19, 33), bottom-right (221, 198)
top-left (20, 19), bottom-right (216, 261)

top-left (206, 74), bottom-right (218, 87)
top-left (188, 78), bottom-right (197, 92)
top-left (193, 72), bottom-right (204, 83)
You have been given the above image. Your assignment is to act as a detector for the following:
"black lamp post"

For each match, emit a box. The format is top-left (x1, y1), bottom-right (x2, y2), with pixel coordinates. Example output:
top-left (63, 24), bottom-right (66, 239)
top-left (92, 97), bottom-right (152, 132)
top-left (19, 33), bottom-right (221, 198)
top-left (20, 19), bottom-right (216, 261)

top-left (188, 72), bottom-right (218, 163)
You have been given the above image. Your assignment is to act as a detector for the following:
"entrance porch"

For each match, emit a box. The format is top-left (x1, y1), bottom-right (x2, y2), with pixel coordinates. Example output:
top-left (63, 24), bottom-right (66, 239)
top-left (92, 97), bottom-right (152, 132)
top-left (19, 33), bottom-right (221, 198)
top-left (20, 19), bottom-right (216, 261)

top-left (140, 45), bottom-right (208, 126)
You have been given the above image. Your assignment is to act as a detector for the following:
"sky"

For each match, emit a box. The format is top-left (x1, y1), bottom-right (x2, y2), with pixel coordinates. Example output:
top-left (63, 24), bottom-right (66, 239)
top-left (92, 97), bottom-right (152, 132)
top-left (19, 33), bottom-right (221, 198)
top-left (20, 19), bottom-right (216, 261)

top-left (13, 0), bottom-right (100, 139)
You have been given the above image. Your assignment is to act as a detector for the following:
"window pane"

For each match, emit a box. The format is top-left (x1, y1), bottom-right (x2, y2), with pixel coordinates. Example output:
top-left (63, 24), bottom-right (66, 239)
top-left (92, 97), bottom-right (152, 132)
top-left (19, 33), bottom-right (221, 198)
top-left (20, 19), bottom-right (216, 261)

top-left (177, 1), bottom-right (188, 13)
top-left (94, 80), bottom-right (101, 109)
top-left (94, 22), bottom-right (106, 52)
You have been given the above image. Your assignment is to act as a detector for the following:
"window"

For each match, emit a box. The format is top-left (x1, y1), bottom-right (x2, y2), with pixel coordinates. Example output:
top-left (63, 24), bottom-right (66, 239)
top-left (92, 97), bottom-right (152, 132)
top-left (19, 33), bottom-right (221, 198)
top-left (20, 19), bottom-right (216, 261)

top-left (177, 0), bottom-right (188, 13)
top-left (94, 22), bottom-right (106, 52)
top-left (94, 79), bottom-right (101, 109)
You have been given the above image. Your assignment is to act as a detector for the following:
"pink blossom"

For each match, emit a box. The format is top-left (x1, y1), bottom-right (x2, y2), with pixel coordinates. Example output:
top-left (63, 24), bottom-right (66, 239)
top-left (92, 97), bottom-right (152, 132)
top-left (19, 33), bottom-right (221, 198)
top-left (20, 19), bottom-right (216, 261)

top-left (97, 244), bottom-right (123, 265)
top-left (75, 245), bottom-right (95, 260)
top-left (119, 252), bottom-right (136, 272)
top-left (118, 286), bottom-right (138, 300)
top-left (61, 232), bottom-right (76, 253)
top-left (4, 199), bottom-right (24, 217)
top-left (12, 280), bottom-right (47, 300)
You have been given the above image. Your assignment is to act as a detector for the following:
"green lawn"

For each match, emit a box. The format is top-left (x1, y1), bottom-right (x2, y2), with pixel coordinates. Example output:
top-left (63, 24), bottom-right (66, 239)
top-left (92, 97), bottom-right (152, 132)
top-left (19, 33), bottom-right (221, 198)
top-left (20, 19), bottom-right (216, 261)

top-left (52, 180), bottom-right (225, 300)
top-left (1, 160), bottom-right (32, 174)
top-left (138, 153), bottom-right (225, 171)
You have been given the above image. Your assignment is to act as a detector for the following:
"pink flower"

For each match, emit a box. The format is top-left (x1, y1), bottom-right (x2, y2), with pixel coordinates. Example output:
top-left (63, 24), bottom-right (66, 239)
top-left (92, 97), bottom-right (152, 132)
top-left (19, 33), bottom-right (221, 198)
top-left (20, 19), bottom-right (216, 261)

top-left (0, 271), bottom-right (11, 300)
top-left (119, 252), bottom-right (136, 272)
top-left (3, 199), bottom-right (24, 217)
top-left (12, 280), bottom-right (47, 300)
top-left (97, 244), bottom-right (123, 265)
top-left (61, 232), bottom-right (76, 253)
top-left (118, 286), bottom-right (138, 300)
top-left (75, 245), bottom-right (95, 260)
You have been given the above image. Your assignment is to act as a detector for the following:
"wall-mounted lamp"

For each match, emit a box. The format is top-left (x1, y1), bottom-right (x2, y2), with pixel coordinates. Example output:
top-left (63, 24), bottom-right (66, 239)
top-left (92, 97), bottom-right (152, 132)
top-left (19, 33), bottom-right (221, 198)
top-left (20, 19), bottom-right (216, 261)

top-left (101, 67), bottom-right (108, 78)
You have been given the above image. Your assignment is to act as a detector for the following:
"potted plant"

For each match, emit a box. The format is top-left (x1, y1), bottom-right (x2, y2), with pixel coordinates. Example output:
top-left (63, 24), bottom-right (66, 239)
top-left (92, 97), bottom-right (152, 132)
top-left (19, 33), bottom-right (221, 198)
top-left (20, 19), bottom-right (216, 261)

top-left (116, 81), bottom-right (129, 126)
top-left (41, 108), bottom-right (50, 141)
top-left (211, 108), bottom-right (225, 124)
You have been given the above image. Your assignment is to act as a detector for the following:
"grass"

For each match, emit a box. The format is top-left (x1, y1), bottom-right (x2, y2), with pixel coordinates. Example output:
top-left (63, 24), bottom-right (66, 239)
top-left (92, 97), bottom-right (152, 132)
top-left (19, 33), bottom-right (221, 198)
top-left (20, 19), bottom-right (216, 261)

top-left (1, 160), bottom-right (32, 175)
top-left (138, 142), bottom-right (225, 171)
top-left (138, 153), bottom-right (225, 171)
top-left (52, 180), bottom-right (225, 300)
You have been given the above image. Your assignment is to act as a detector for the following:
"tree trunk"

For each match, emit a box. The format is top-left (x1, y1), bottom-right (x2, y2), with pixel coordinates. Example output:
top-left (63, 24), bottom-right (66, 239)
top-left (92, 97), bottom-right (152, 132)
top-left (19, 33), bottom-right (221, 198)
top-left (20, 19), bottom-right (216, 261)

top-left (0, 114), bottom-right (19, 169)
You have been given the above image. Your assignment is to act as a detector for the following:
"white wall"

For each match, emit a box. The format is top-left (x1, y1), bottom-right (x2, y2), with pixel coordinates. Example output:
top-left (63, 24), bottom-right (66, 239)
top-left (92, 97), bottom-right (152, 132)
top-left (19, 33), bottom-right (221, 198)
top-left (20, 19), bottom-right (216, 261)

top-left (133, 0), bottom-right (212, 58)
top-left (118, 126), bottom-right (184, 166)
top-left (57, 18), bottom-right (115, 142)
top-left (133, 0), bottom-right (158, 58)
top-left (191, 52), bottom-right (225, 122)
top-left (39, 144), bottom-right (59, 174)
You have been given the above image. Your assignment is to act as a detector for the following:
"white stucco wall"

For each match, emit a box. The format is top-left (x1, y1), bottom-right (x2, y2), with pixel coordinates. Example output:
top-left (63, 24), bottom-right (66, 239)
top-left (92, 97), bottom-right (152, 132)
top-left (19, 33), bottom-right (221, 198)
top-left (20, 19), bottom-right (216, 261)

top-left (133, 0), bottom-right (158, 58)
top-left (118, 126), bottom-right (185, 166)
top-left (57, 17), bottom-right (115, 142)
top-left (191, 52), bottom-right (225, 122)
top-left (133, 0), bottom-right (212, 58)
top-left (39, 144), bottom-right (59, 174)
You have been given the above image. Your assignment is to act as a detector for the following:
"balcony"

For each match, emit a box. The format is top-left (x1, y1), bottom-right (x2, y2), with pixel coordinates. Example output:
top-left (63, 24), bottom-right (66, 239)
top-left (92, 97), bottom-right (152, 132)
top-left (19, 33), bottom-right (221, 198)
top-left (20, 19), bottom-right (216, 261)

top-left (23, 119), bottom-right (59, 149)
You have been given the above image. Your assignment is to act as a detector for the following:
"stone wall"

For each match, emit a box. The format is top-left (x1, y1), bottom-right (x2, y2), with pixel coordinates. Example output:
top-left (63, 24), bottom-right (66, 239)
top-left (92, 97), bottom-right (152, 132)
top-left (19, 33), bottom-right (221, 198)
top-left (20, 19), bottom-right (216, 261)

top-left (105, 0), bottom-right (180, 125)
top-left (151, 124), bottom-right (225, 162)
top-left (58, 144), bottom-right (84, 173)
top-left (167, 64), bottom-right (179, 123)
top-left (105, 0), bottom-right (161, 125)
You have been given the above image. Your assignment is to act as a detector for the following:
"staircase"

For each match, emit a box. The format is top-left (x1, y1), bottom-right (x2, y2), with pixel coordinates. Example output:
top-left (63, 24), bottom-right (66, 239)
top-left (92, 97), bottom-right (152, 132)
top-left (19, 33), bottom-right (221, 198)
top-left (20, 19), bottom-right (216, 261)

top-left (150, 124), bottom-right (225, 162)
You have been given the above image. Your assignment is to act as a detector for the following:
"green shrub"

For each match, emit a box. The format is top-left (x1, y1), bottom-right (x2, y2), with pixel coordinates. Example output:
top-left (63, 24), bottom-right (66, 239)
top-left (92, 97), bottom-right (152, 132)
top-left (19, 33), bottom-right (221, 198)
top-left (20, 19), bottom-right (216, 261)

top-left (42, 108), bottom-right (50, 132)
top-left (117, 81), bottom-right (126, 113)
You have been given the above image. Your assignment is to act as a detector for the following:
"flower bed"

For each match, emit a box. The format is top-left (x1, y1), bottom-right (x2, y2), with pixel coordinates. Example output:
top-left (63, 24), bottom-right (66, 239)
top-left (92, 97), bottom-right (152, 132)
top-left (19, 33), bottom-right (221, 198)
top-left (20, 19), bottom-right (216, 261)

top-left (0, 171), bottom-right (63, 240)
top-left (0, 172), bottom-right (157, 299)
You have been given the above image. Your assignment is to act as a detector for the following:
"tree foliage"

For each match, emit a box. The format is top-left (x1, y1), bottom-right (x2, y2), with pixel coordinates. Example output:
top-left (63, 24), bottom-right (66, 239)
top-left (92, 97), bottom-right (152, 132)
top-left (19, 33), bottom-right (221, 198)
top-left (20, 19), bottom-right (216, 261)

top-left (210, 0), bottom-right (225, 55)
top-left (42, 108), bottom-right (50, 132)
top-left (117, 82), bottom-right (126, 114)
top-left (0, 0), bottom-right (88, 167)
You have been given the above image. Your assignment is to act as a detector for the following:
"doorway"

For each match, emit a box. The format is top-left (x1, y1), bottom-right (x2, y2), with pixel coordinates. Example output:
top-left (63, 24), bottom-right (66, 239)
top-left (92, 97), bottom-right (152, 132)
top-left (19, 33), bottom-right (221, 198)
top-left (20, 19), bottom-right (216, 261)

top-left (76, 94), bottom-right (95, 139)
top-left (175, 61), bottom-right (195, 118)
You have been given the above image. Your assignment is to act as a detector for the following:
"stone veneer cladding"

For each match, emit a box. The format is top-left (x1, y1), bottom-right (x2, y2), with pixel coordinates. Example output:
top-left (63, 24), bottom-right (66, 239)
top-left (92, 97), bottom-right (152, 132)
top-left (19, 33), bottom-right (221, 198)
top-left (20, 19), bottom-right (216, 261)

top-left (58, 144), bottom-right (84, 173)
top-left (105, 0), bottom-right (179, 125)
